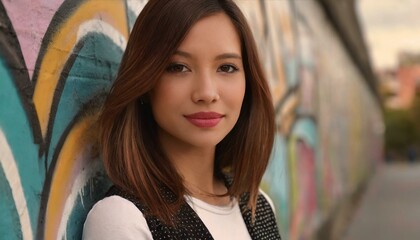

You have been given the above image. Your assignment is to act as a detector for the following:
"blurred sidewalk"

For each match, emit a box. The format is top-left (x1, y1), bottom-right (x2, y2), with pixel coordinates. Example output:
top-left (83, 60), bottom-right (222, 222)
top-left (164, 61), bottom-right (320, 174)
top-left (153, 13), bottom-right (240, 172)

top-left (342, 162), bottom-right (420, 240)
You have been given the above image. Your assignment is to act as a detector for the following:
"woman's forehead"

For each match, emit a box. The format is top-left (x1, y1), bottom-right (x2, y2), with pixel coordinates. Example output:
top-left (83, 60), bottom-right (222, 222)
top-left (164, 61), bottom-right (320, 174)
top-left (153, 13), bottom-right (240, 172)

top-left (175, 13), bottom-right (242, 56)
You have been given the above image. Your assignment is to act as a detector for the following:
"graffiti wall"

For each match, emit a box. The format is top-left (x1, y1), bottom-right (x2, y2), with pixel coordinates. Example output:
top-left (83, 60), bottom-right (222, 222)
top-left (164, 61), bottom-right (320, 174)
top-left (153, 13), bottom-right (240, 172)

top-left (237, 0), bottom-right (383, 239)
top-left (0, 0), bottom-right (383, 239)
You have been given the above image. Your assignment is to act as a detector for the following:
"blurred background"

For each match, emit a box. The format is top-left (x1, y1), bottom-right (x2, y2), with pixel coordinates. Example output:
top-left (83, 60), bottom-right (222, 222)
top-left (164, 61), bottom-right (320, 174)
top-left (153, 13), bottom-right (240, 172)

top-left (342, 0), bottom-right (420, 239)
top-left (0, 0), bottom-right (418, 239)
top-left (359, 0), bottom-right (420, 161)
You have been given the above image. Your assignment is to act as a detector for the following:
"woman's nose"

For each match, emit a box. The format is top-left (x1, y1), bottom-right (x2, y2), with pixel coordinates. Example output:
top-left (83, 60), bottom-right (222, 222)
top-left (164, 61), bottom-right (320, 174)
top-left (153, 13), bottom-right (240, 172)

top-left (191, 72), bottom-right (220, 104)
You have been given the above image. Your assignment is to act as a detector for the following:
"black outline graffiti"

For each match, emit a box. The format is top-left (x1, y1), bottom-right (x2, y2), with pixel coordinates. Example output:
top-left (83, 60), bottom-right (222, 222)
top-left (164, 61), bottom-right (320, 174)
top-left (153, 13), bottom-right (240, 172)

top-left (1, 1), bottom-right (127, 238)
top-left (31, 0), bottom-right (86, 172)
top-left (0, 2), bottom-right (43, 155)
top-left (37, 91), bottom-right (108, 240)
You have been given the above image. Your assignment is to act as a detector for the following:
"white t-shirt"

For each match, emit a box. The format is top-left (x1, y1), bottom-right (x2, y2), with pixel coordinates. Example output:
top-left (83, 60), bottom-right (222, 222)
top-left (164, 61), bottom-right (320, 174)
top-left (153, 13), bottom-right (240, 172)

top-left (82, 191), bottom-right (274, 240)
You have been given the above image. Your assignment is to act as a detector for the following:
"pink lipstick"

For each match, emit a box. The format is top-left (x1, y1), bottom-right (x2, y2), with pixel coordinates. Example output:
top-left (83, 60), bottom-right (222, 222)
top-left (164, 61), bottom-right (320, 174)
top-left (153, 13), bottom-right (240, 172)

top-left (184, 112), bottom-right (224, 128)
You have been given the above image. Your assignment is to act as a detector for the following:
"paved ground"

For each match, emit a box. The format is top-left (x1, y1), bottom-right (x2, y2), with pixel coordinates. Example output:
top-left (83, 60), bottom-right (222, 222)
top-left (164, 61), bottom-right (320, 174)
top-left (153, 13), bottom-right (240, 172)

top-left (342, 162), bottom-right (420, 240)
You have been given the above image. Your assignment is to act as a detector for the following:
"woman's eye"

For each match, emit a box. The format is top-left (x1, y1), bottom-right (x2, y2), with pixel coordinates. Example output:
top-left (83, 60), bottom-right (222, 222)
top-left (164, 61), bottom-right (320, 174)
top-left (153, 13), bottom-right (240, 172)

top-left (166, 64), bottom-right (189, 73)
top-left (218, 64), bottom-right (238, 73)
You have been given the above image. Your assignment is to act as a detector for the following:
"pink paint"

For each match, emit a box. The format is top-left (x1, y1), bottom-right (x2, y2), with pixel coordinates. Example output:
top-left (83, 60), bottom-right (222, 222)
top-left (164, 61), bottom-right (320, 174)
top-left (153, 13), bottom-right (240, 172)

top-left (2, 0), bottom-right (65, 79)
top-left (290, 140), bottom-right (317, 239)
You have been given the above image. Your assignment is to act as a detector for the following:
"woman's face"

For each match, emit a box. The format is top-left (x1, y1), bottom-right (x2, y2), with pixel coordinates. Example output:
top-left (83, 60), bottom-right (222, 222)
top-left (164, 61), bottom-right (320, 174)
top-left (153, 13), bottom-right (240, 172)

top-left (150, 12), bottom-right (246, 150)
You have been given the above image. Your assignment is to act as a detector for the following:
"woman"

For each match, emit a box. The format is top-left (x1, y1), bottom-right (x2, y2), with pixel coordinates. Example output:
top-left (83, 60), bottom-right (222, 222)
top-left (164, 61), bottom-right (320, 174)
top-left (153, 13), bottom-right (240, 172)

top-left (83, 0), bottom-right (280, 239)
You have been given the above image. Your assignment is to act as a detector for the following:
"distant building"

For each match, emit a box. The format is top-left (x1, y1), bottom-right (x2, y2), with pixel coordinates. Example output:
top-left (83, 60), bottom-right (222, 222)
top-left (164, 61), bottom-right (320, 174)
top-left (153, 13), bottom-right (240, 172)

top-left (378, 52), bottom-right (420, 109)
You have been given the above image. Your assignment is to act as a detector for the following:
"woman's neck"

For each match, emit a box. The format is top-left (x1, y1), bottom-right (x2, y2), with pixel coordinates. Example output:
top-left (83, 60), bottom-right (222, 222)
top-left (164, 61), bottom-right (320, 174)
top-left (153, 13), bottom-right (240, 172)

top-left (158, 134), bottom-right (229, 205)
top-left (162, 140), bottom-right (216, 190)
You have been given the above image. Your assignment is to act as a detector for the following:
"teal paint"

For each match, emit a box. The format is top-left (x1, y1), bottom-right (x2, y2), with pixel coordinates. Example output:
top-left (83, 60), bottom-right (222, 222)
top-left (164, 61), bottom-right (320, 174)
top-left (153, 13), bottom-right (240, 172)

top-left (285, 58), bottom-right (299, 87)
top-left (291, 118), bottom-right (317, 148)
top-left (263, 133), bottom-right (290, 238)
top-left (127, 9), bottom-right (137, 31)
top-left (0, 60), bottom-right (41, 234)
top-left (47, 34), bottom-right (123, 168)
top-left (0, 164), bottom-right (22, 240)
top-left (64, 164), bottom-right (111, 240)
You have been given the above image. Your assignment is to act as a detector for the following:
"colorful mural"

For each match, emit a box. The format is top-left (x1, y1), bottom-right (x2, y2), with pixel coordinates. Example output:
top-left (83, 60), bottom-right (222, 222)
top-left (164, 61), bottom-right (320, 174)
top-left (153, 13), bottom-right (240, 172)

top-left (238, 0), bottom-right (383, 240)
top-left (0, 0), bottom-right (132, 239)
top-left (0, 0), bottom-right (383, 239)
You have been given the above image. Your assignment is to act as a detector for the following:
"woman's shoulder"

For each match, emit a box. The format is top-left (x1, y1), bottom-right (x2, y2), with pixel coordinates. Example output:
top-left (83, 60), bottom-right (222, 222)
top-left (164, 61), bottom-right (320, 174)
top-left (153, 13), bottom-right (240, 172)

top-left (82, 195), bottom-right (153, 240)
top-left (259, 189), bottom-right (276, 212)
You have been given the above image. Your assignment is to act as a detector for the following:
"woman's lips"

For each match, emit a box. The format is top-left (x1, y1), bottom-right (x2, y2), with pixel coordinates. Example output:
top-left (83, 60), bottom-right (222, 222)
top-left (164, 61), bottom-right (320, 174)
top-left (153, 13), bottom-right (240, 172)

top-left (184, 112), bottom-right (224, 128)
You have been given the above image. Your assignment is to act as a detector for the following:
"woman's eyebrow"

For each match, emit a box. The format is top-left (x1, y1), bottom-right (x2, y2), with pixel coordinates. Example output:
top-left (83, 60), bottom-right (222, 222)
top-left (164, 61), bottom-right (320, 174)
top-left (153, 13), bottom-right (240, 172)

top-left (173, 50), bottom-right (242, 60)
top-left (215, 53), bottom-right (242, 60)
top-left (174, 50), bottom-right (192, 58)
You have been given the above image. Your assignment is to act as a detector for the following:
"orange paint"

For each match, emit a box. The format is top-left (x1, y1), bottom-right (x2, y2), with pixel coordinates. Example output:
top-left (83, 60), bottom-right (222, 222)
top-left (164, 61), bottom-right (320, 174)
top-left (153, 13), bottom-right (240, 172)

top-left (33, 0), bottom-right (129, 139)
top-left (44, 113), bottom-right (98, 240)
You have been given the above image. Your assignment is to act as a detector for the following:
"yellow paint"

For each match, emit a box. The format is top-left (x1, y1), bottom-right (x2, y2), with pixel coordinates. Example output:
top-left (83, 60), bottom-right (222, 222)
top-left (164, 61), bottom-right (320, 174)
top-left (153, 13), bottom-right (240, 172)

top-left (288, 136), bottom-right (298, 213)
top-left (278, 94), bottom-right (298, 135)
top-left (44, 113), bottom-right (99, 240)
top-left (33, 0), bottom-right (129, 139)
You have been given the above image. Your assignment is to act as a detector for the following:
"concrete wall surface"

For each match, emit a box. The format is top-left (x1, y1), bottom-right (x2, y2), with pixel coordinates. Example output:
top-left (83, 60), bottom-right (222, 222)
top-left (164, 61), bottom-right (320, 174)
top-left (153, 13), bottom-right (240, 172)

top-left (0, 0), bottom-right (383, 239)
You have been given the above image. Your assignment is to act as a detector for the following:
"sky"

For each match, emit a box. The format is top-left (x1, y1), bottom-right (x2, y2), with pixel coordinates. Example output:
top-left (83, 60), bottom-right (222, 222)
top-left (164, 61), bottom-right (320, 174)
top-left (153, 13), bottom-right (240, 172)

top-left (356, 0), bottom-right (420, 70)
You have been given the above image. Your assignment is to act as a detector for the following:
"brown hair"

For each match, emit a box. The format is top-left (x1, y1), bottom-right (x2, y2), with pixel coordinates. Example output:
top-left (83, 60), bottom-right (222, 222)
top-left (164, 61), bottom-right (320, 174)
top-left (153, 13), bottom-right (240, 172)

top-left (99, 0), bottom-right (275, 224)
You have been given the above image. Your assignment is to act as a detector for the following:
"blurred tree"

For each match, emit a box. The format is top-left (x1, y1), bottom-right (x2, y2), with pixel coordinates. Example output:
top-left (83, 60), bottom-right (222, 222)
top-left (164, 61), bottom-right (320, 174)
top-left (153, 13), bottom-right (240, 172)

top-left (410, 92), bottom-right (420, 144)
top-left (384, 92), bottom-right (420, 159)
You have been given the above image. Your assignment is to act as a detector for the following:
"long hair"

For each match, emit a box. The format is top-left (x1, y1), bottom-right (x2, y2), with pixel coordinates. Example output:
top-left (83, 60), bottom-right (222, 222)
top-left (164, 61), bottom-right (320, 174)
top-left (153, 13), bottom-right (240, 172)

top-left (99, 0), bottom-right (275, 225)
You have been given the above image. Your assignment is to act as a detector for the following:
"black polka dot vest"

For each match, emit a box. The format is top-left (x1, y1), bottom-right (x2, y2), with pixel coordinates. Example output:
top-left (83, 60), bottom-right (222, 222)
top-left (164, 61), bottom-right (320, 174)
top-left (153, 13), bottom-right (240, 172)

top-left (106, 186), bottom-right (281, 240)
